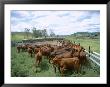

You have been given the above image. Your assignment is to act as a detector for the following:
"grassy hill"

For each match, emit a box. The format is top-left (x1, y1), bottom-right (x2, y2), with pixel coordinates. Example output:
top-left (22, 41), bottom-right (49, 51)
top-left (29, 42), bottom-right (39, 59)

top-left (11, 32), bottom-right (33, 41)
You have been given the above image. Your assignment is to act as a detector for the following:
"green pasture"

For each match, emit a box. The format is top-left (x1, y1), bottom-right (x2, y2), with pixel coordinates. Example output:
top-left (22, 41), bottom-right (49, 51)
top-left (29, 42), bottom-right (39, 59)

top-left (11, 33), bottom-right (100, 77)
top-left (65, 36), bottom-right (100, 53)
top-left (11, 47), bottom-right (100, 77)
top-left (11, 32), bottom-right (33, 41)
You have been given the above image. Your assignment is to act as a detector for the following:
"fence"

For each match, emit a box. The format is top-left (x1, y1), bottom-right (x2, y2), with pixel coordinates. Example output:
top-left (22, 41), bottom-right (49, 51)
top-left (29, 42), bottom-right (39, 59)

top-left (85, 46), bottom-right (100, 67)
top-left (72, 41), bottom-right (100, 67)
top-left (22, 37), bottom-right (64, 43)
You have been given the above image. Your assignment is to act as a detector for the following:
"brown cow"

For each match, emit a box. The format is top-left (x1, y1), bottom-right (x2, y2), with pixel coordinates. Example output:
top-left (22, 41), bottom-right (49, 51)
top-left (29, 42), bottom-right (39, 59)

top-left (52, 57), bottom-right (80, 76)
top-left (73, 44), bottom-right (85, 52)
top-left (21, 44), bottom-right (25, 52)
top-left (27, 47), bottom-right (33, 57)
top-left (35, 48), bottom-right (42, 66)
top-left (50, 48), bottom-right (75, 63)
top-left (21, 44), bottom-right (28, 52)
top-left (54, 50), bottom-right (73, 58)
top-left (16, 45), bottom-right (22, 53)
top-left (41, 46), bottom-right (51, 58)
top-left (34, 47), bottom-right (40, 54)
top-left (73, 48), bottom-right (86, 65)
top-left (79, 49), bottom-right (87, 65)
top-left (46, 45), bottom-right (54, 52)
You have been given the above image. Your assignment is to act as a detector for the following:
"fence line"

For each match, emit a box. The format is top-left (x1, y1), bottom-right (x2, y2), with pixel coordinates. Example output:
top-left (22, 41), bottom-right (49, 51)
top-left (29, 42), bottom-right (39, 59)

top-left (89, 57), bottom-right (100, 66)
top-left (85, 50), bottom-right (100, 67)
top-left (89, 53), bottom-right (100, 60)
top-left (93, 52), bottom-right (100, 57)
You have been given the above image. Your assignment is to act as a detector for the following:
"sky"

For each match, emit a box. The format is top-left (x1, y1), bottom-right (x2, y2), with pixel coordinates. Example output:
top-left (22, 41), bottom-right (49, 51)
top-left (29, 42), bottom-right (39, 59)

top-left (11, 10), bottom-right (100, 35)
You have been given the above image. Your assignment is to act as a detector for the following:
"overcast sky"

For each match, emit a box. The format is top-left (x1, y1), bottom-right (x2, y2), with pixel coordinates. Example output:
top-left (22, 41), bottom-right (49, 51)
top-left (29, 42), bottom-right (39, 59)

top-left (11, 10), bottom-right (100, 35)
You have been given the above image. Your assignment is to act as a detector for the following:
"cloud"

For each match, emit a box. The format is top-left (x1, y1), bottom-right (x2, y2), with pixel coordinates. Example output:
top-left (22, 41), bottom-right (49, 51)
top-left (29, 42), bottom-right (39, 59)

top-left (11, 10), bottom-right (100, 35)
top-left (57, 12), bottom-right (70, 17)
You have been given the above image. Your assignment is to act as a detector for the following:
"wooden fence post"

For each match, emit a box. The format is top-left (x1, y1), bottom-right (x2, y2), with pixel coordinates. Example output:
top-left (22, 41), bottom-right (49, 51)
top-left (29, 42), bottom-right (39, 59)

top-left (89, 46), bottom-right (90, 57)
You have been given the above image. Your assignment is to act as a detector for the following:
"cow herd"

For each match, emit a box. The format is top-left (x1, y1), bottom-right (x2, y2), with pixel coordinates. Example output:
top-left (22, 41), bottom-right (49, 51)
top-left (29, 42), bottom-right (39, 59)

top-left (16, 40), bottom-right (87, 76)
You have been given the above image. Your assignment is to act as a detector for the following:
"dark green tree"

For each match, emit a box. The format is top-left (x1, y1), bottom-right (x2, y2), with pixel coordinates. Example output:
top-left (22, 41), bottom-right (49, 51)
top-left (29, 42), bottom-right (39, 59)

top-left (49, 29), bottom-right (55, 37)
top-left (24, 28), bottom-right (30, 39)
top-left (32, 27), bottom-right (43, 38)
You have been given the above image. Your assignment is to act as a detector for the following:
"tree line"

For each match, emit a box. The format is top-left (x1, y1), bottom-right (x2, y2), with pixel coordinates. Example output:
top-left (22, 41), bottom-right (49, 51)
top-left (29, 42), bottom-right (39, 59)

top-left (71, 32), bottom-right (100, 37)
top-left (24, 27), bottom-right (56, 39)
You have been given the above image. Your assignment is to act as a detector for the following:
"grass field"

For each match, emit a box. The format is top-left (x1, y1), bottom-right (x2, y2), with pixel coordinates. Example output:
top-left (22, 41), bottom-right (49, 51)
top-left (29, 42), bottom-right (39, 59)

top-left (11, 32), bottom-right (33, 42)
top-left (65, 36), bottom-right (100, 53)
top-left (11, 47), bottom-right (100, 77)
top-left (11, 33), bottom-right (100, 77)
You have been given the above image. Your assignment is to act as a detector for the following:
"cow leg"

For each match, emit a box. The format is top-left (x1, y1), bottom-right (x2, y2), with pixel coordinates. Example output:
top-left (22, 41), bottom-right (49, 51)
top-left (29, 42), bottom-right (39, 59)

top-left (17, 48), bottom-right (20, 53)
top-left (49, 58), bottom-right (51, 63)
top-left (75, 63), bottom-right (80, 73)
top-left (31, 53), bottom-right (33, 57)
top-left (48, 57), bottom-right (52, 63)
top-left (53, 65), bottom-right (56, 73)
top-left (38, 60), bottom-right (40, 66)
top-left (39, 58), bottom-right (42, 65)
top-left (17, 49), bottom-right (19, 53)
top-left (58, 66), bottom-right (61, 73)
top-left (84, 57), bottom-right (87, 65)
top-left (35, 59), bottom-right (38, 67)
top-left (60, 67), bottom-right (65, 76)
top-left (36, 59), bottom-right (40, 67)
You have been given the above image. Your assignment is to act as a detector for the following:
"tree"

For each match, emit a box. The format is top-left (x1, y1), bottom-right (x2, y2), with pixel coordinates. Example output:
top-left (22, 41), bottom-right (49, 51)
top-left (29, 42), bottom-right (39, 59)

top-left (32, 27), bottom-right (48, 38)
top-left (49, 29), bottom-right (55, 37)
top-left (32, 27), bottom-right (37, 38)
top-left (41, 29), bottom-right (48, 38)
top-left (32, 27), bottom-right (43, 38)
top-left (24, 28), bottom-right (30, 39)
